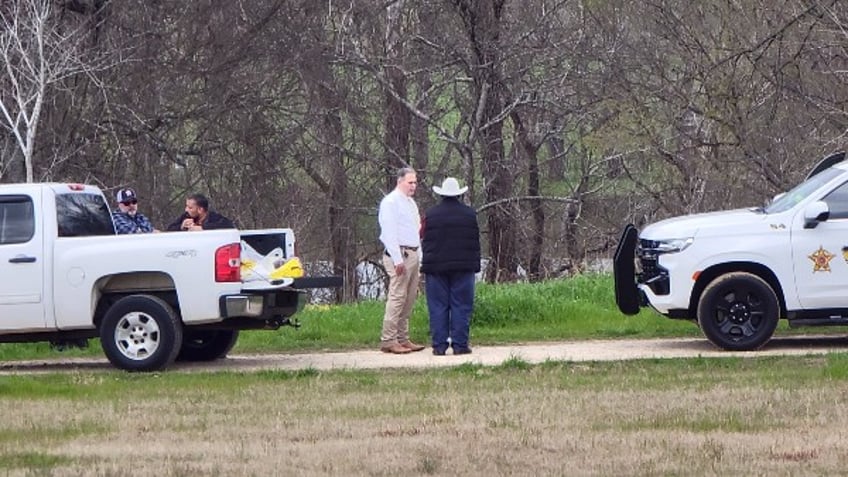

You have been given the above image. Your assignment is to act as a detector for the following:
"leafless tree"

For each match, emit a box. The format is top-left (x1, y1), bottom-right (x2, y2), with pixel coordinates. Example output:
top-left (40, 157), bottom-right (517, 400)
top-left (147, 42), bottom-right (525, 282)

top-left (0, 0), bottom-right (96, 182)
top-left (382, 0), bottom-right (413, 186)
top-left (4, 0), bottom-right (848, 296)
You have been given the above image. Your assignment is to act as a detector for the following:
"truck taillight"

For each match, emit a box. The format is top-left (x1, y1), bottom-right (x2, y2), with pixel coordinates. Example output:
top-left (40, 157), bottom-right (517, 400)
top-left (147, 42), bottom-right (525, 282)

top-left (215, 243), bottom-right (241, 282)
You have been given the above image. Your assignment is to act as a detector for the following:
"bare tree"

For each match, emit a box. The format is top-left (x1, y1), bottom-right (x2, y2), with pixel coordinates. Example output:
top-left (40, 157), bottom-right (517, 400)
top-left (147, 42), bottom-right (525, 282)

top-left (0, 0), bottom-right (91, 182)
top-left (382, 0), bottom-right (413, 186)
top-left (4, 0), bottom-right (847, 296)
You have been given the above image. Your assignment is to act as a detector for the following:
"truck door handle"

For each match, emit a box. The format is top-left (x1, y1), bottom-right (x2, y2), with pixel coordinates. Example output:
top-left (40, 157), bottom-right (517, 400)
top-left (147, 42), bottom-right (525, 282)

top-left (8, 255), bottom-right (36, 263)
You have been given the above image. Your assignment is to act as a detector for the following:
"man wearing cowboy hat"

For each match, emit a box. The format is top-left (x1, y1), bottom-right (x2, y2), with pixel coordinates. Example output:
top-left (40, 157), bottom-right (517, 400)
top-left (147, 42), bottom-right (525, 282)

top-left (420, 177), bottom-right (481, 355)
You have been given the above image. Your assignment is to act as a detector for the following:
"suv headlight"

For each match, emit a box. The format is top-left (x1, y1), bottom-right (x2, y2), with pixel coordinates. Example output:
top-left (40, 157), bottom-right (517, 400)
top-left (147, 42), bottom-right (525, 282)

top-left (653, 237), bottom-right (694, 254)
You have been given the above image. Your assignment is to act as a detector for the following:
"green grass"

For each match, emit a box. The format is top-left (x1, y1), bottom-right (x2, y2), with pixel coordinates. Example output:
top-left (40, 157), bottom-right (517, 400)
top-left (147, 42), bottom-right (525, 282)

top-left (234, 273), bottom-right (700, 353)
top-left (0, 341), bottom-right (97, 362)
top-left (0, 422), bottom-right (106, 446)
top-left (0, 273), bottom-right (839, 361)
top-left (2, 353), bottom-right (847, 398)
top-left (239, 273), bottom-right (848, 351)
top-left (0, 453), bottom-right (74, 471)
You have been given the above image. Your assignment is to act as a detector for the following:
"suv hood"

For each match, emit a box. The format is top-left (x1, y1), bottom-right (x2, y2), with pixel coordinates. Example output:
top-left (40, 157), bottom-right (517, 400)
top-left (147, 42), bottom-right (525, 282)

top-left (641, 208), bottom-right (767, 239)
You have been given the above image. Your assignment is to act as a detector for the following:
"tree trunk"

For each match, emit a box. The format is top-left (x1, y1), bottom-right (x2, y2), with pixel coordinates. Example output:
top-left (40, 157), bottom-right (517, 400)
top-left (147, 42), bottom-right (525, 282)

top-left (511, 110), bottom-right (544, 280)
top-left (453, 0), bottom-right (517, 282)
top-left (481, 87), bottom-right (518, 282)
top-left (410, 74), bottom-right (432, 182)
top-left (382, 0), bottom-right (411, 189)
top-left (296, 4), bottom-right (357, 303)
top-left (2, 146), bottom-right (26, 183)
top-left (546, 135), bottom-right (566, 181)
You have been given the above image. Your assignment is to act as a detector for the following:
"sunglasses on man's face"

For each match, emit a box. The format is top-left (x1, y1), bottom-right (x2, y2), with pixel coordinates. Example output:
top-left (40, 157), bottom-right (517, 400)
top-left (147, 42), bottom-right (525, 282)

top-left (121, 200), bottom-right (138, 205)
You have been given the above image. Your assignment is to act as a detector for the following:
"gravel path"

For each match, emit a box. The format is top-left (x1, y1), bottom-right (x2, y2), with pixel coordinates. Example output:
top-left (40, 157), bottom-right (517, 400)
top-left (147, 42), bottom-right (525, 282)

top-left (2, 334), bottom-right (847, 374)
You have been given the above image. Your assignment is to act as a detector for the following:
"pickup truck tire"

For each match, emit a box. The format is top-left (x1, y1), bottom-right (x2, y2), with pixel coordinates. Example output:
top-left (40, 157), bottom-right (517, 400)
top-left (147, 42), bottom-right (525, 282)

top-left (100, 295), bottom-right (183, 372)
top-left (177, 330), bottom-right (239, 362)
top-left (697, 272), bottom-right (779, 351)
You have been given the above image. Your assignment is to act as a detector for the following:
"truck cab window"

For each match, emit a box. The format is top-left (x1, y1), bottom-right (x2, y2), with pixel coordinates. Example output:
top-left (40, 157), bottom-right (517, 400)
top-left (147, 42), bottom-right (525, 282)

top-left (56, 193), bottom-right (116, 237)
top-left (0, 195), bottom-right (35, 245)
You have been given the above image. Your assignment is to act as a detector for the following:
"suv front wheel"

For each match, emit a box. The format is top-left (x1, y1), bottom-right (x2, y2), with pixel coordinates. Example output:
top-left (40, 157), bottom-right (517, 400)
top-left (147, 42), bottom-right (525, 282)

top-left (697, 272), bottom-right (779, 351)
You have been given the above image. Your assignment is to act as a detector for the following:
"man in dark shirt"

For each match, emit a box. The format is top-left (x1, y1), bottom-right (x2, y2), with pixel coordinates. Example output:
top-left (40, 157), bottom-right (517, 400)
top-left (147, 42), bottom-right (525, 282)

top-left (420, 177), bottom-right (481, 355)
top-left (112, 188), bottom-right (157, 234)
top-left (167, 193), bottom-right (235, 231)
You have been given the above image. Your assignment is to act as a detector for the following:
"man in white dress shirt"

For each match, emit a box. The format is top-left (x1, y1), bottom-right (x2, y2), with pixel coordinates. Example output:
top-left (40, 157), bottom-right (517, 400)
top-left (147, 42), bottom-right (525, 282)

top-left (378, 167), bottom-right (427, 354)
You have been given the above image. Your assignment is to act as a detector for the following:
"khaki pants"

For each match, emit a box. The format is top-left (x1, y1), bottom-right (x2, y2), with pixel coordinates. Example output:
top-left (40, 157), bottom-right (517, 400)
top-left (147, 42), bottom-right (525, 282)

top-left (381, 249), bottom-right (420, 346)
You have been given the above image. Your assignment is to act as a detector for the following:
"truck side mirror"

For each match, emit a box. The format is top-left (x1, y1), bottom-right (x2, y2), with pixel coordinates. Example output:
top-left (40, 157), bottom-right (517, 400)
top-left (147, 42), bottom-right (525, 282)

top-left (803, 201), bottom-right (830, 229)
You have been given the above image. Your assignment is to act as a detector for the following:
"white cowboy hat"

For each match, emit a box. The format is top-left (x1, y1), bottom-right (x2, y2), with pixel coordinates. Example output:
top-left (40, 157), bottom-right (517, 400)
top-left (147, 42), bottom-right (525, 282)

top-left (433, 177), bottom-right (468, 197)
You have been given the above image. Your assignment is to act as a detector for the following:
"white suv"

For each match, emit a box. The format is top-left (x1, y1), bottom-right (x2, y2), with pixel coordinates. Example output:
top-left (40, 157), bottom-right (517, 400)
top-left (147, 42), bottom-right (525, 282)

top-left (615, 152), bottom-right (848, 350)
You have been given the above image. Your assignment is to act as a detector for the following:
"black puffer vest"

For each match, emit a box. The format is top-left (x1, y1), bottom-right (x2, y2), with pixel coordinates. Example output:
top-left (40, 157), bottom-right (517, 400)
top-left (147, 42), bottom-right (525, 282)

top-left (420, 197), bottom-right (481, 274)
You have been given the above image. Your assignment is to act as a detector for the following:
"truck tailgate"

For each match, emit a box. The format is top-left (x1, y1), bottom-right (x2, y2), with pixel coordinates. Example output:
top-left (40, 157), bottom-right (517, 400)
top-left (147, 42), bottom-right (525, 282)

top-left (239, 228), bottom-right (342, 290)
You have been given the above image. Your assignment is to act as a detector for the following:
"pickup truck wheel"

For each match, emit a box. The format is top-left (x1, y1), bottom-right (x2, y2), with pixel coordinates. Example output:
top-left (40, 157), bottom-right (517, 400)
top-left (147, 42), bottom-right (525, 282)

top-left (177, 330), bottom-right (239, 362)
top-left (100, 295), bottom-right (183, 372)
top-left (697, 272), bottom-right (779, 351)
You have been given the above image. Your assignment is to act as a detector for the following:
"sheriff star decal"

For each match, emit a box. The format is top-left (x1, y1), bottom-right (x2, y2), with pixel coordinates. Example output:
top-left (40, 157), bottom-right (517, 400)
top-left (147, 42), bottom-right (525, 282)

top-left (809, 246), bottom-right (835, 272)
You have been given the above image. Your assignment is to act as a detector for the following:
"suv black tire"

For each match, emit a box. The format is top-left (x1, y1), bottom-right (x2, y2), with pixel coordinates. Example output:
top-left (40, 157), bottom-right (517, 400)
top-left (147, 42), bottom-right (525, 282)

top-left (697, 272), bottom-right (779, 351)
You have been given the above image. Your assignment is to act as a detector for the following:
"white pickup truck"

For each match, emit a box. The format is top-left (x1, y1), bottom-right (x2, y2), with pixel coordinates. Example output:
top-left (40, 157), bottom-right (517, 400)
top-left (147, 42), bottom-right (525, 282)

top-left (614, 152), bottom-right (848, 351)
top-left (0, 182), bottom-right (340, 371)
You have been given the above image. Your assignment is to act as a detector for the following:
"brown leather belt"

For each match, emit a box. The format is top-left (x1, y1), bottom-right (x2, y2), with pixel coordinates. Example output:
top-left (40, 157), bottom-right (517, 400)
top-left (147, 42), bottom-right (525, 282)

top-left (386, 246), bottom-right (418, 257)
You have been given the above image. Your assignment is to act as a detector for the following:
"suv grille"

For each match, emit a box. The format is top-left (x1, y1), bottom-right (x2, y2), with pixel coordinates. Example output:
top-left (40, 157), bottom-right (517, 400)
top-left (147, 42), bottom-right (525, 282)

top-left (637, 239), bottom-right (669, 295)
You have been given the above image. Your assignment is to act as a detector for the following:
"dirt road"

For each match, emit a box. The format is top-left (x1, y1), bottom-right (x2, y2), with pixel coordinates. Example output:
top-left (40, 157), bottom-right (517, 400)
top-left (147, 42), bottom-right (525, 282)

top-left (2, 334), bottom-right (848, 374)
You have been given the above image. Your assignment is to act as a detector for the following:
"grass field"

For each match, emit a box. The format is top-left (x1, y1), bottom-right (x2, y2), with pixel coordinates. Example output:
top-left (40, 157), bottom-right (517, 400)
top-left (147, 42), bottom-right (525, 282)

top-left (0, 274), bottom-right (698, 362)
top-left (0, 273), bottom-right (829, 362)
top-left (4, 356), bottom-right (848, 475)
top-left (3, 274), bottom-right (848, 475)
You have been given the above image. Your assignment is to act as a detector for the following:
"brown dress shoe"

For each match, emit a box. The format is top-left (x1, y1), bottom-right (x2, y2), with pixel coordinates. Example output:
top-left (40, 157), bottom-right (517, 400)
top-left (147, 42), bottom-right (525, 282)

top-left (401, 341), bottom-right (426, 352)
top-left (380, 344), bottom-right (411, 354)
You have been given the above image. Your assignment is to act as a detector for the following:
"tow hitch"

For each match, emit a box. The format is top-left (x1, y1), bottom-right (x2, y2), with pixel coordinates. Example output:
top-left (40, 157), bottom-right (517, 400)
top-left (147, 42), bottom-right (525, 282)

top-left (267, 316), bottom-right (301, 329)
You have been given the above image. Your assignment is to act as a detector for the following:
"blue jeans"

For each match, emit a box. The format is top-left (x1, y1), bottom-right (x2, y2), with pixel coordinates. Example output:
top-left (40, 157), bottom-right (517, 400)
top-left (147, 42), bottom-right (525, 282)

top-left (425, 271), bottom-right (475, 352)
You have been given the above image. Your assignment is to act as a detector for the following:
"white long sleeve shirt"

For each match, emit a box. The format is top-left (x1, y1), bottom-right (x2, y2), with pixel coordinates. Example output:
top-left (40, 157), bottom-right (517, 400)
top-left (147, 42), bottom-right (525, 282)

top-left (378, 189), bottom-right (421, 265)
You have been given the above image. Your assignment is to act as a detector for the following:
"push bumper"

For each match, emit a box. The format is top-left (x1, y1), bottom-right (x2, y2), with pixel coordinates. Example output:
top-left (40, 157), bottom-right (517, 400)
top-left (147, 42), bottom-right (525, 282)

top-left (613, 224), bottom-right (642, 315)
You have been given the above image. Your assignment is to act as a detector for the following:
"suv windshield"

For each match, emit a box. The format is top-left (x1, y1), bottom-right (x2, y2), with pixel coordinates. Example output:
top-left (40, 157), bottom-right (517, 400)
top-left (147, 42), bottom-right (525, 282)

top-left (764, 167), bottom-right (844, 214)
top-left (56, 193), bottom-right (115, 237)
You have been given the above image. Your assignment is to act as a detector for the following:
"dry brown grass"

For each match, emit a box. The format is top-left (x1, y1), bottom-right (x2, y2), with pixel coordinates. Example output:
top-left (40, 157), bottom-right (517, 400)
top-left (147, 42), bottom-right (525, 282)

top-left (3, 358), bottom-right (848, 476)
